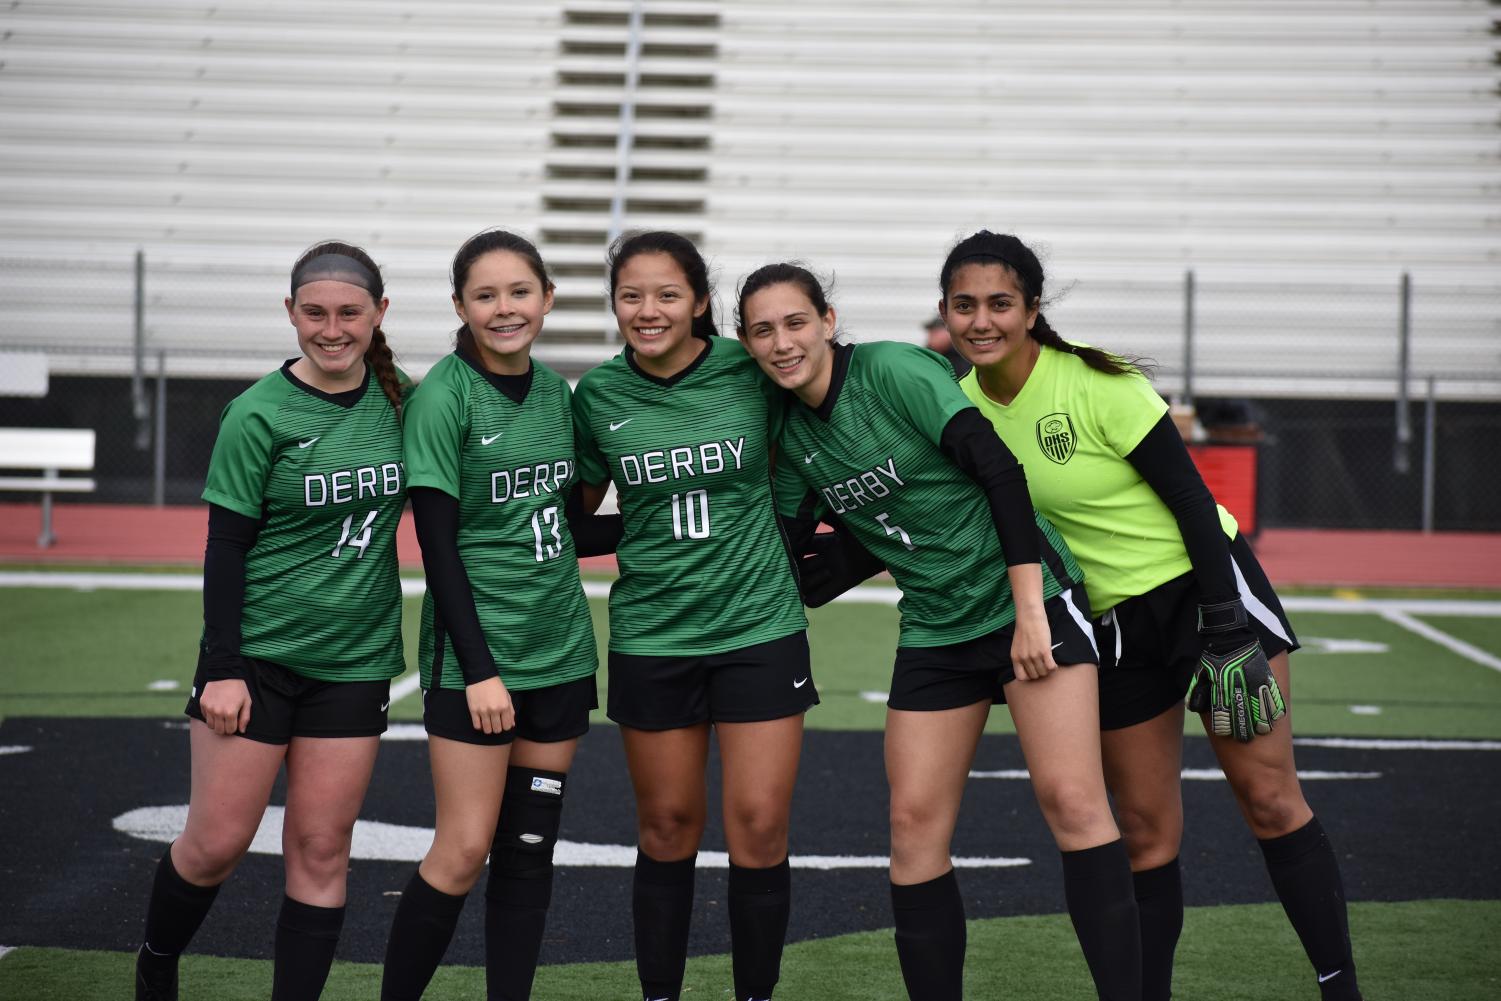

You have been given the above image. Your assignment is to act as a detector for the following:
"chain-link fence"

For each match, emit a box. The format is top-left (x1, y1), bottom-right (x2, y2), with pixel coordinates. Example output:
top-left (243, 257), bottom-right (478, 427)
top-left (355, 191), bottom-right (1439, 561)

top-left (2, 256), bottom-right (1498, 529)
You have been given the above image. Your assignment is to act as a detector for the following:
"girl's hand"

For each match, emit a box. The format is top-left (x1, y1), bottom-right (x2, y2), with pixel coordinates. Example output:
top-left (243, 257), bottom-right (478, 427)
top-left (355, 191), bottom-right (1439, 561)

top-left (200, 678), bottom-right (252, 735)
top-left (466, 676), bottom-right (515, 734)
top-left (1010, 604), bottom-right (1058, 680)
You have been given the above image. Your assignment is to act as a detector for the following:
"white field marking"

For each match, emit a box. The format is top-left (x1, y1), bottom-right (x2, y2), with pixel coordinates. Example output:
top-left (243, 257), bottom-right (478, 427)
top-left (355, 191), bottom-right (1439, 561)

top-left (1379, 609), bottom-right (1501, 674)
top-left (0, 746), bottom-right (33, 756)
top-left (147, 679), bottom-right (179, 691)
top-left (1301, 638), bottom-right (1390, 654)
top-left (0, 946), bottom-right (12, 961)
top-left (388, 672), bottom-right (421, 706)
top-left (1294, 737), bottom-right (1501, 751)
top-left (111, 805), bottom-right (1029, 870)
top-left (382, 723), bottom-right (428, 741)
top-left (1349, 705), bottom-right (1384, 715)
top-left (969, 768), bottom-right (1380, 781)
top-left (5, 570), bottom-right (1501, 620)
top-left (859, 690), bottom-right (888, 703)
top-left (161, 721), bottom-right (189, 730)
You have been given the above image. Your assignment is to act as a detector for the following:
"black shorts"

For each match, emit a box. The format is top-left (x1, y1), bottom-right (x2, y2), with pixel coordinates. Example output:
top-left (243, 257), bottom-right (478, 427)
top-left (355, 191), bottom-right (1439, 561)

top-left (184, 657), bottom-right (390, 745)
top-left (1093, 533), bottom-right (1300, 731)
top-left (888, 588), bottom-right (1098, 712)
top-left (607, 631), bottom-right (817, 731)
top-left (422, 675), bottom-right (598, 746)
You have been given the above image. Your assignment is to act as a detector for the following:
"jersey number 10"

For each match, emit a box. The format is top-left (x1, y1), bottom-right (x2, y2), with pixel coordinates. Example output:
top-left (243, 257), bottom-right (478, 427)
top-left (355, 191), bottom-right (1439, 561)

top-left (670, 489), bottom-right (711, 540)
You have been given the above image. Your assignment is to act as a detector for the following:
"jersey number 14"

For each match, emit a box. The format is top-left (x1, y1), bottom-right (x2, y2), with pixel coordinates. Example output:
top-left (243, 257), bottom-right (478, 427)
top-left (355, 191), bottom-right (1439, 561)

top-left (332, 510), bottom-right (378, 559)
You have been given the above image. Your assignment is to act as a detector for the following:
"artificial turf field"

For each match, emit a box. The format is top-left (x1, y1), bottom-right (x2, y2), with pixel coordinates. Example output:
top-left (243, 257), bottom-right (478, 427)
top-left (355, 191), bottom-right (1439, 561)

top-left (2, 571), bottom-right (1500, 999)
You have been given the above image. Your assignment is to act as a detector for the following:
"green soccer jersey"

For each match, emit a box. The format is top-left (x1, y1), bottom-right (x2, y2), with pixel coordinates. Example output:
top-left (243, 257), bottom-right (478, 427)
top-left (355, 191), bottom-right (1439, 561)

top-left (573, 336), bottom-right (806, 656)
top-left (201, 362), bottom-right (407, 681)
top-left (403, 352), bottom-right (597, 692)
top-left (958, 345), bottom-right (1237, 615)
top-left (773, 341), bottom-right (1081, 648)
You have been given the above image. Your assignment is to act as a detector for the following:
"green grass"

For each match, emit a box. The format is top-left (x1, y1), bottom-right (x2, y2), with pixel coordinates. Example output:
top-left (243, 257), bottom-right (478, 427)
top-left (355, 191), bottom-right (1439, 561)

top-left (4, 899), bottom-right (1496, 1000)
top-left (4, 583), bottom-right (1501, 737)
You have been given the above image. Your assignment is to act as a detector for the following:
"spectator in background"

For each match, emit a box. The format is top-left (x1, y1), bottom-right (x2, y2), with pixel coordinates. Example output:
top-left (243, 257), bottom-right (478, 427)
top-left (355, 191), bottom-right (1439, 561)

top-left (924, 313), bottom-right (971, 378)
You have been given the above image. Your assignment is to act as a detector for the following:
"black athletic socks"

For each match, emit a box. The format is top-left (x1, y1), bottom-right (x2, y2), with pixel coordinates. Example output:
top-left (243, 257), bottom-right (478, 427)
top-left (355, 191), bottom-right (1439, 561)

top-left (890, 869), bottom-right (966, 1001)
top-left (634, 850), bottom-right (697, 1001)
top-left (380, 870), bottom-right (467, 1001)
top-left (728, 858), bottom-right (791, 1000)
top-left (271, 896), bottom-right (345, 1001)
top-left (137, 846), bottom-right (221, 999)
top-left (1132, 858), bottom-right (1183, 1001)
top-left (485, 857), bottom-right (554, 1001)
top-left (1061, 839), bottom-right (1143, 1001)
top-left (1258, 816), bottom-right (1362, 1001)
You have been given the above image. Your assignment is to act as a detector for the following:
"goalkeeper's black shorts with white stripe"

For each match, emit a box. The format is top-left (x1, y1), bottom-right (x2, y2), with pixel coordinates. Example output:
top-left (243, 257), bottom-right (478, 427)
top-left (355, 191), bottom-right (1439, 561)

top-left (1092, 533), bottom-right (1298, 731)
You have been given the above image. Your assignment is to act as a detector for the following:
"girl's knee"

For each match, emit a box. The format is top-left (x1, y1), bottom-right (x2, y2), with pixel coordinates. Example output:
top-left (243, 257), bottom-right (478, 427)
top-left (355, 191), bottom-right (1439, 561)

top-left (637, 806), bottom-right (704, 859)
top-left (1035, 779), bottom-right (1115, 844)
top-left (1236, 776), bottom-right (1310, 837)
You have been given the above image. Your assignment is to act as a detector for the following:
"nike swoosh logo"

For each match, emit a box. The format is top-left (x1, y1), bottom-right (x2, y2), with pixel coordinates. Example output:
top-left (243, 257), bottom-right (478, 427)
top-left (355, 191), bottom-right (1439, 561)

top-left (298, 437), bottom-right (319, 448)
top-left (803, 452), bottom-right (818, 463)
top-left (1051, 641), bottom-right (1064, 650)
top-left (609, 419), bottom-right (633, 432)
top-left (1317, 971), bottom-right (1342, 984)
top-left (480, 432), bottom-right (503, 445)
top-left (379, 701), bottom-right (390, 711)
top-left (793, 677), bottom-right (809, 689)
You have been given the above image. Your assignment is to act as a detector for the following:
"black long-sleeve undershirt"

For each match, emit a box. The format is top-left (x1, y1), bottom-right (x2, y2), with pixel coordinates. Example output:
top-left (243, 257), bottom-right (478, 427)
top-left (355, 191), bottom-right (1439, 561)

top-left (199, 503), bottom-right (261, 681)
top-left (938, 407), bottom-right (1041, 568)
top-left (1123, 413), bottom-right (1237, 604)
top-left (410, 487), bottom-right (499, 685)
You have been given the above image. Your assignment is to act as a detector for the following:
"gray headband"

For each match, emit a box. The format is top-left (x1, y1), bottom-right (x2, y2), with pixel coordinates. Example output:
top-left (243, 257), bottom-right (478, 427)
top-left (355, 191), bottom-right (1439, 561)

top-left (290, 253), bottom-right (379, 297)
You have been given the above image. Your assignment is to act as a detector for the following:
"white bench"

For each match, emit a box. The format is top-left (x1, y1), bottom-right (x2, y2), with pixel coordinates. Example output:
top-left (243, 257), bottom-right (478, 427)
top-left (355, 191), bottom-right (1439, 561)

top-left (0, 428), bottom-right (97, 547)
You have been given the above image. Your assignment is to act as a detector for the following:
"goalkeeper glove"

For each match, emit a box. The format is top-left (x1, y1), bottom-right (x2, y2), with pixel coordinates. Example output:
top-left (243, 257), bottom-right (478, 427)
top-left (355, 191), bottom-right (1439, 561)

top-left (1185, 598), bottom-right (1286, 742)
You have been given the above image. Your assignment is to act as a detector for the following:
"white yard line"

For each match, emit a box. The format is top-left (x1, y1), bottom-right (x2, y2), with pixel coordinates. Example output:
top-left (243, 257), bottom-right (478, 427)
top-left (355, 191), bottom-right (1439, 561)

top-left (5, 572), bottom-right (1500, 619)
top-left (1294, 737), bottom-right (1501, 751)
top-left (1378, 609), bottom-right (1501, 673)
top-left (388, 672), bottom-right (422, 706)
top-left (969, 767), bottom-right (1380, 781)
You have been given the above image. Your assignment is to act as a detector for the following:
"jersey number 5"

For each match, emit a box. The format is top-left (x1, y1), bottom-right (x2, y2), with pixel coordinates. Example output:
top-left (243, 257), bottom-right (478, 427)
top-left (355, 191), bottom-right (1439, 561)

top-left (532, 505), bottom-right (564, 562)
top-left (333, 510), bottom-right (378, 559)
top-left (875, 511), bottom-right (914, 551)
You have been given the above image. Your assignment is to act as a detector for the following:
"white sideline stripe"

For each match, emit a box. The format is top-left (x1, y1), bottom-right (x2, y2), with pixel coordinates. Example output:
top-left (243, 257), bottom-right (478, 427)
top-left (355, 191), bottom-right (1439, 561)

top-left (383, 723), bottom-right (427, 741)
top-left (388, 672), bottom-right (422, 705)
top-left (111, 805), bottom-right (1029, 870)
top-left (1295, 737), bottom-right (1501, 751)
top-left (1379, 609), bottom-right (1501, 674)
top-left (0, 945), bottom-right (13, 961)
top-left (4, 572), bottom-right (1500, 619)
top-left (969, 768), bottom-right (1379, 781)
top-left (0, 745), bottom-right (33, 756)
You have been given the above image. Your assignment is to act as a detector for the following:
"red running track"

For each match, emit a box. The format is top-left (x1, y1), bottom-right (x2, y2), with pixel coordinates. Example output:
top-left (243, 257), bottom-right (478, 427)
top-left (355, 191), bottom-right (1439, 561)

top-left (2, 502), bottom-right (1500, 589)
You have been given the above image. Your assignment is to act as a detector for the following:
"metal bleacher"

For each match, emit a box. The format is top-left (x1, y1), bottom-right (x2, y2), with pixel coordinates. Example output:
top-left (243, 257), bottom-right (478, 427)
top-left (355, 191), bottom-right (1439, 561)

top-left (0, 0), bottom-right (1496, 394)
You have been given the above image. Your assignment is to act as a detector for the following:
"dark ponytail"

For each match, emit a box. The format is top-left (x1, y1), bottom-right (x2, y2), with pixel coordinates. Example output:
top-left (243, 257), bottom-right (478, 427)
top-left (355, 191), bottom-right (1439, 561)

top-left (450, 229), bottom-right (554, 358)
top-left (607, 230), bottom-right (718, 340)
top-left (290, 240), bottom-right (402, 413)
top-left (939, 230), bottom-right (1142, 377)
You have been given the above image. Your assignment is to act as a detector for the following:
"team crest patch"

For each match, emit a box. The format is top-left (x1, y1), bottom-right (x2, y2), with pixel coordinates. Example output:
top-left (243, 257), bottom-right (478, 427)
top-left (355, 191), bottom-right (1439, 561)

top-left (1035, 413), bottom-right (1076, 465)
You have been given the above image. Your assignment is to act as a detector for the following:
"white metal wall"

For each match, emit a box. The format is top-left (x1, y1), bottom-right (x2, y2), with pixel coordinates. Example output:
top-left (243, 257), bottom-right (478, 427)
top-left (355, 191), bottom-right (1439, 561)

top-left (0, 0), bottom-right (1496, 393)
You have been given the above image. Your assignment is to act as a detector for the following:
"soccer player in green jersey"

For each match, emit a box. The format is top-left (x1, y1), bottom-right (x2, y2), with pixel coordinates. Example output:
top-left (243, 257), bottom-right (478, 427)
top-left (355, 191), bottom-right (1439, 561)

top-left (572, 232), bottom-right (812, 1001)
top-left (738, 264), bottom-right (1142, 1001)
top-left (379, 230), bottom-right (619, 1001)
top-left (134, 242), bottom-right (408, 1001)
top-left (941, 231), bottom-right (1361, 1001)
